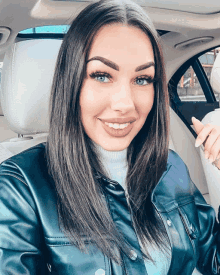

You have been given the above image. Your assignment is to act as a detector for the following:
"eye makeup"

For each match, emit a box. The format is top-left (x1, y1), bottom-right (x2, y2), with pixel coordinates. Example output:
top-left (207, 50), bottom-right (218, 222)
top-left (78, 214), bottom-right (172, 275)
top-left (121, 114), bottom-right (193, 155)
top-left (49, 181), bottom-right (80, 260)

top-left (89, 70), bottom-right (112, 80)
top-left (89, 70), bottom-right (157, 86)
top-left (134, 75), bottom-right (157, 85)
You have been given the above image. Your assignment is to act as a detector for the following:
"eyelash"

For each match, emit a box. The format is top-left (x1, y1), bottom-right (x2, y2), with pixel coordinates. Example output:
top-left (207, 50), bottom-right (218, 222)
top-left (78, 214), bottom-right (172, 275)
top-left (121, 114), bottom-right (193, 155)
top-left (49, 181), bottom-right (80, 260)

top-left (135, 75), bottom-right (155, 85)
top-left (89, 71), bottom-right (112, 81)
top-left (89, 71), bottom-right (156, 85)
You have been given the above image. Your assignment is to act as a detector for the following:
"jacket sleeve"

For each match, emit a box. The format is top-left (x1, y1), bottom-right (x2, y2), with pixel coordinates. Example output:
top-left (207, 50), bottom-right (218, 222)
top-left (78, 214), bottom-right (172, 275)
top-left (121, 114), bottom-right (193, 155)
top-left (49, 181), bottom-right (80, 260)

top-left (0, 160), bottom-right (48, 274)
top-left (190, 172), bottom-right (220, 274)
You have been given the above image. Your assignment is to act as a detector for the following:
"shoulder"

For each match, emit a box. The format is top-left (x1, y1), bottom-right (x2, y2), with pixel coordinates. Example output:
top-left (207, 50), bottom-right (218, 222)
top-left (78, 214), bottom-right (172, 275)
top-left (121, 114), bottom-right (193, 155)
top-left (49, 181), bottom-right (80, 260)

top-left (152, 149), bottom-right (194, 208)
top-left (1, 142), bottom-right (46, 163)
top-left (167, 149), bottom-right (190, 177)
top-left (167, 148), bottom-right (191, 177)
top-left (0, 142), bottom-right (49, 187)
top-left (0, 142), bottom-right (46, 169)
top-left (167, 149), bottom-right (186, 167)
top-left (0, 142), bottom-right (56, 211)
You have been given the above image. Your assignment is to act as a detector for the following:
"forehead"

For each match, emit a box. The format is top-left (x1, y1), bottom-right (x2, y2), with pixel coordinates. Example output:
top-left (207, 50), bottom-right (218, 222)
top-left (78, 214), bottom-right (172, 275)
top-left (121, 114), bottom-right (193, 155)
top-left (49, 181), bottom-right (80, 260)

top-left (88, 24), bottom-right (155, 66)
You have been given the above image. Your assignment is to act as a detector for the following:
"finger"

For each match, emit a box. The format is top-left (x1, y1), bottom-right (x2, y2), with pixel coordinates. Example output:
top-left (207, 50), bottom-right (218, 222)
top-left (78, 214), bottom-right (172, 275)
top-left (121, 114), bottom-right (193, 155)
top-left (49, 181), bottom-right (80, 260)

top-left (204, 129), bottom-right (219, 158)
top-left (195, 123), bottom-right (214, 147)
top-left (192, 117), bottom-right (204, 135)
top-left (208, 136), bottom-right (220, 162)
top-left (204, 127), bottom-right (220, 153)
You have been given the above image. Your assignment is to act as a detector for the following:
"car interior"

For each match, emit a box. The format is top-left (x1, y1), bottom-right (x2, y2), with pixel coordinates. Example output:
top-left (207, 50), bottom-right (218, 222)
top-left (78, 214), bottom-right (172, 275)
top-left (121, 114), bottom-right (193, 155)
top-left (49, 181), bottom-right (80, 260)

top-left (1, 1), bottom-right (220, 274)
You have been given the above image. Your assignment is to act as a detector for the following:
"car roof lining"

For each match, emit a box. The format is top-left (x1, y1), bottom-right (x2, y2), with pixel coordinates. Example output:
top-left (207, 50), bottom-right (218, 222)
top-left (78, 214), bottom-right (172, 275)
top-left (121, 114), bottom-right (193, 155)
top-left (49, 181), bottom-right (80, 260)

top-left (0, 0), bottom-right (219, 54)
top-left (45, 0), bottom-right (220, 15)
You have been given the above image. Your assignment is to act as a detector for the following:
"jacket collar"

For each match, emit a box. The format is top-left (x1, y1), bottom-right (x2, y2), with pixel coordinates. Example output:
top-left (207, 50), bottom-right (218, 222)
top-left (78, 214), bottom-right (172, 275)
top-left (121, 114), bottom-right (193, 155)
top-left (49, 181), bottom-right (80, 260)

top-left (95, 150), bottom-right (193, 213)
top-left (151, 150), bottom-right (194, 213)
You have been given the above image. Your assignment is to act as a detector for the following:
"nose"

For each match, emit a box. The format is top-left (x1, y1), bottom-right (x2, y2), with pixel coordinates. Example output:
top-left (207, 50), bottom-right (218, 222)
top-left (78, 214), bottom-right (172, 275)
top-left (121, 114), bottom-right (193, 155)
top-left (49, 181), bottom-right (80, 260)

top-left (111, 82), bottom-right (135, 114)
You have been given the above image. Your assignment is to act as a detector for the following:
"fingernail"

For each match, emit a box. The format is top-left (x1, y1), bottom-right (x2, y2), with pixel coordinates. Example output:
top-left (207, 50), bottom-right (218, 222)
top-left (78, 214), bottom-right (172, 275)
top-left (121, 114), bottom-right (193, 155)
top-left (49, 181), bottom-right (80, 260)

top-left (195, 140), bottom-right (201, 147)
top-left (205, 151), bottom-right (209, 159)
top-left (192, 116), bottom-right (198, 122)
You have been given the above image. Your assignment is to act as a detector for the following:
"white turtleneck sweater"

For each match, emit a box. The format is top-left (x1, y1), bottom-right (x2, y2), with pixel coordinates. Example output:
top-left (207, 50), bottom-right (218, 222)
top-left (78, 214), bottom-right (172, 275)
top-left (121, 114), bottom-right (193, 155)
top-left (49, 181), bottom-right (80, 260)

top-left (93, 142), bottom-right (171, 275)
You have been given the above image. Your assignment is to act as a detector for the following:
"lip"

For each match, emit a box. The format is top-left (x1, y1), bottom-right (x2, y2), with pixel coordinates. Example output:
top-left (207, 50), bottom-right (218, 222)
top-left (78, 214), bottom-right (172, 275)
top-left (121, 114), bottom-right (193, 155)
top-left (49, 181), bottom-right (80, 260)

top-left (99, 117), bottom-right (136, 124)
top-left (100, 119), bottom-right (135, 138)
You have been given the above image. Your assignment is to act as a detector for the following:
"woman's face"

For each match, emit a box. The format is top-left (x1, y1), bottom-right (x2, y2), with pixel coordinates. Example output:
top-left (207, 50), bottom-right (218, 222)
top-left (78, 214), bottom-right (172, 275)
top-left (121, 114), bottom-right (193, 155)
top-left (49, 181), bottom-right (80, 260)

top-left (80, 24), bottom-right (155, 151)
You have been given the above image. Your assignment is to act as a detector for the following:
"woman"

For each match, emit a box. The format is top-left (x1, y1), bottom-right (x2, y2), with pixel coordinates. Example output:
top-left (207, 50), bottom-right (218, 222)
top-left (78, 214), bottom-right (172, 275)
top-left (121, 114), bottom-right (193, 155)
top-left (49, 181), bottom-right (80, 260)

top-left (0, 0), bottom-right (220, 274)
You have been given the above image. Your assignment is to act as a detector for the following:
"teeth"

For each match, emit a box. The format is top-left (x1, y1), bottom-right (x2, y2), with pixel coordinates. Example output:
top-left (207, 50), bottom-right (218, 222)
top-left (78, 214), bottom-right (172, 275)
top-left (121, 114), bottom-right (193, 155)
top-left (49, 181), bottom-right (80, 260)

top-left (105, 122), bottom-right (130, 129)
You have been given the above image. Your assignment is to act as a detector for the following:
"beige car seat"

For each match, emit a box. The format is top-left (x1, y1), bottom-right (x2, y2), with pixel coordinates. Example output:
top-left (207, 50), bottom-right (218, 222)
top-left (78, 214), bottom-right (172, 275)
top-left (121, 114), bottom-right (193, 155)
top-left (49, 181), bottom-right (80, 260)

top-left (0, 39), bottom-right (62, 162)
top-left (200, 111), bottom-right (220, 215)
top-left (0, 104), bottom-right (16, 142)
top-left (198, 54), bottom-right (220, 215)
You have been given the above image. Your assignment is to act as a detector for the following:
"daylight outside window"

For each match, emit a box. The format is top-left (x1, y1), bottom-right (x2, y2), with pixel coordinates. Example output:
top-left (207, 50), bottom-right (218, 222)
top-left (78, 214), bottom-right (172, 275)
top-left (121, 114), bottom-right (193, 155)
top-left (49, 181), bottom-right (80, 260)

top-left (19, 25), bottom-right (70, 34)
top-left (177, 48), bottom-right (220, 102)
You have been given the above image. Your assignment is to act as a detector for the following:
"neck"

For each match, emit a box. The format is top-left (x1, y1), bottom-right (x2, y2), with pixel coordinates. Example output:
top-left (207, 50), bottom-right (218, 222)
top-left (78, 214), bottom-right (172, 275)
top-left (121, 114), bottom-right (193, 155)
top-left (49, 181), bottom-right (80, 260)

top-left (92, 141), bottom-right (128, 189)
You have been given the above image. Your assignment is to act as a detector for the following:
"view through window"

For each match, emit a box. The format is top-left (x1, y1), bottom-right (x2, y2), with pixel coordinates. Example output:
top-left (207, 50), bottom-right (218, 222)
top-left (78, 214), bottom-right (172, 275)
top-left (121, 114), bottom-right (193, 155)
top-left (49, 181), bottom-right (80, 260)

top-left (177, 48), bottom-right (220, 102)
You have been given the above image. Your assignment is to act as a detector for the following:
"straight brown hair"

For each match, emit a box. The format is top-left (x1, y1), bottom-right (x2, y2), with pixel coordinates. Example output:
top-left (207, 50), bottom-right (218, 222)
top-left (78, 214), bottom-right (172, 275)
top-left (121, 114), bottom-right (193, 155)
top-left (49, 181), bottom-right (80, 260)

top-left (46, 0), bottom-right (170, 264)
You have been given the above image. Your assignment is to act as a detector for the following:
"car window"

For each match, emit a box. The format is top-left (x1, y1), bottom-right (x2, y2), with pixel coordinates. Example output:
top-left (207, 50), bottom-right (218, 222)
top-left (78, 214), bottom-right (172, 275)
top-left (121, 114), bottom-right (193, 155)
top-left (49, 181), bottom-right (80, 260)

top-left (169, 47), bottom-right (220, 132)
top-left (200, 48), bottom-right (220, 101)
top-left (19, 25), bottom-right (69, 34)
top-left (177, 66), bottom-right (206, 102)
top-left (177, 49), bottom-right (220, 103)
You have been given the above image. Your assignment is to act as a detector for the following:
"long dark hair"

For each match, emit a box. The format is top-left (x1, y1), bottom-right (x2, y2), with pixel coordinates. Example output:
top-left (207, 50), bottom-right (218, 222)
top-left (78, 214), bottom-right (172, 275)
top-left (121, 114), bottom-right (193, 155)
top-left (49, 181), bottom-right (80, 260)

top-left (46, 0), bottom-right (170, 264)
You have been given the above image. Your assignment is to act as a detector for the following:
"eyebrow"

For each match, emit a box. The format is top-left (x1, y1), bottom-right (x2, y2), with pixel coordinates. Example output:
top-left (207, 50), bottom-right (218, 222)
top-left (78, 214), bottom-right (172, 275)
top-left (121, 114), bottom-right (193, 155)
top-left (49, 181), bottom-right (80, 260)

top-left (135, 62), bottom-right (155, 72)
top-left (86, 56), bottom-right (155, 72)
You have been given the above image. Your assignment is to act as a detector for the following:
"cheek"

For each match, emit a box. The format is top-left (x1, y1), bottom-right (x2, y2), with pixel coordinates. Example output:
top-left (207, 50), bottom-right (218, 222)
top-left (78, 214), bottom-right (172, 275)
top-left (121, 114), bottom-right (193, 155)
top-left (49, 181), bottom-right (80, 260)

top-left (79, 82), bottom-right (108, 121)
top-left (135, 88), bottom-right (155, 119)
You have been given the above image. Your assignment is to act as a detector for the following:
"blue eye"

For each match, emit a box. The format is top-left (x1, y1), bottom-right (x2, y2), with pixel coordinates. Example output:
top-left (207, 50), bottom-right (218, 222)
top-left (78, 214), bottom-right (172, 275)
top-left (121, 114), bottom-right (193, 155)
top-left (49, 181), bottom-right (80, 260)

top-left (96, 75), bottom-right (110, 83)
top-left (136, 79), bottom-right (148, 86)
top-left (89, 71), bottom-right (112, 83)
top-left (135, 76), bottom-right (154, 86)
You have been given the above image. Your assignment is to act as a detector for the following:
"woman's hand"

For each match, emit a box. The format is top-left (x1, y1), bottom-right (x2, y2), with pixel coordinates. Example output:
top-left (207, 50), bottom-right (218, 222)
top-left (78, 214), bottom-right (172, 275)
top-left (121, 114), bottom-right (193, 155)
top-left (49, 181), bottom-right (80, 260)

top-left (192, 116), bottom-right (220, 169)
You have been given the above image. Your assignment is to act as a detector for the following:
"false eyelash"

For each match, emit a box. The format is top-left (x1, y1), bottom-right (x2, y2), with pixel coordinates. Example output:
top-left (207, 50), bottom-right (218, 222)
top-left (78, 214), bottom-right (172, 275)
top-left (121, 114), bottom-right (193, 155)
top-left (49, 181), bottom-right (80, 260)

top-left (89, 71), bottom-right (159, 84)
top-left (89, 71), bottom-right (112, 79)
top-left (135, 75), bottom-right (157, 84)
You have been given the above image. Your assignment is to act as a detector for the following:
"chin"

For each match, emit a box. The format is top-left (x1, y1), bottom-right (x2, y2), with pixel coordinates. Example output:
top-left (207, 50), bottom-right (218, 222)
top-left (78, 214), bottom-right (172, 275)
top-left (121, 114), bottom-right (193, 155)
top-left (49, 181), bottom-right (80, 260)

top-left (100, 141), bottom-right (130, 152)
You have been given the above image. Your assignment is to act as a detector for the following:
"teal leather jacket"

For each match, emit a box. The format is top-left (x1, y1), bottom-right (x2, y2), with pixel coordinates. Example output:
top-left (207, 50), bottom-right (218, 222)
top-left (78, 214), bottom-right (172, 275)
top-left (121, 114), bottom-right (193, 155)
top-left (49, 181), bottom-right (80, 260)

top-left (0, 142), bottom-right (220, 274)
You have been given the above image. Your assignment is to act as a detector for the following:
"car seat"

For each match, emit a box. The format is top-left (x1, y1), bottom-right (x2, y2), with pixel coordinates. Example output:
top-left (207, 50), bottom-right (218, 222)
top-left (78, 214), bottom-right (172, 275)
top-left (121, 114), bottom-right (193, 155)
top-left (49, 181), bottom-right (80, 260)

top-left (197, 54), bottom-right (220, 214)
top-left (0, 103), bottom-right (16, 142)
top-left (0, 39), bottom-right (62, 162)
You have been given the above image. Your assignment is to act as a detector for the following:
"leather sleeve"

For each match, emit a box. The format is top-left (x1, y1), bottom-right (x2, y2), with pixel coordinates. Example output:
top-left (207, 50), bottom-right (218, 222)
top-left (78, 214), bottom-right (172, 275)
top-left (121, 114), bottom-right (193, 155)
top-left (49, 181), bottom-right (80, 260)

top-left (190, 174), bottom-right (220, 274)
top-left (168, 150), bottom-right (220, 274)
top-left (0, 160), bottom-right (48, 274)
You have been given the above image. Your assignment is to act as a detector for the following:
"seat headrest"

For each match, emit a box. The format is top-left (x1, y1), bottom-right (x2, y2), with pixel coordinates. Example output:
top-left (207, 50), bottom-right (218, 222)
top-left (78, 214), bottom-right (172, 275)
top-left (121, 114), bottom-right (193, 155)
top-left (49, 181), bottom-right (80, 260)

top-left (0, 39), bottom-right (62, 135)
top-left (210, 53), bottom-right (220, 95)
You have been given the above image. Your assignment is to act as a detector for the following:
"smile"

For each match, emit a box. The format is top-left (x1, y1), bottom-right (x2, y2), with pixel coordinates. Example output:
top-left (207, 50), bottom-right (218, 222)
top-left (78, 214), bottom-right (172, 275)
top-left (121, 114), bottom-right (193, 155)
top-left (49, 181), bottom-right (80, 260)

top-left (104, 122), bottom-right (130, 129)
top-left (100, 119), bottom-right (134, 138)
